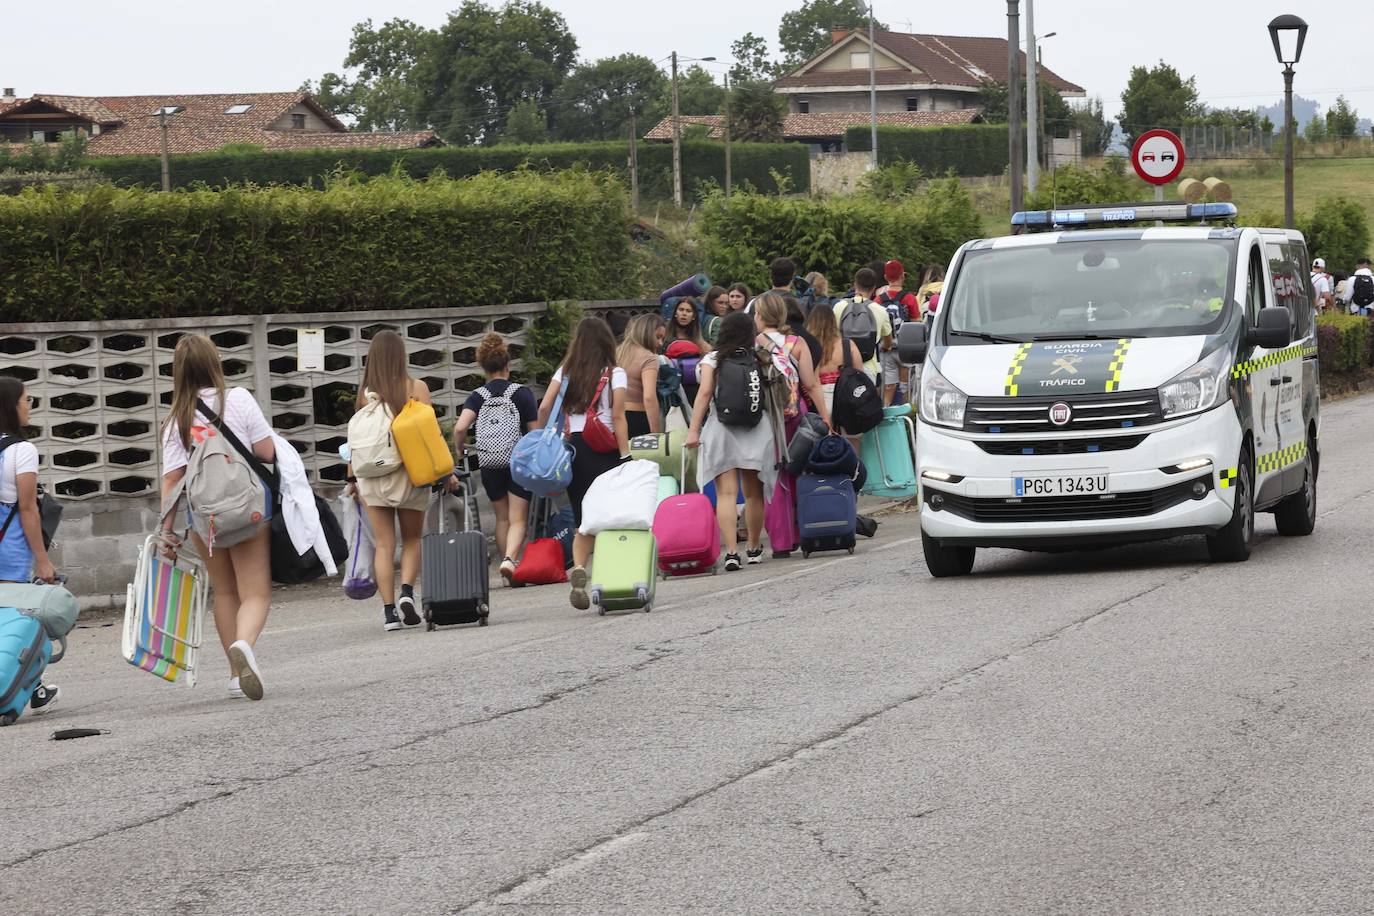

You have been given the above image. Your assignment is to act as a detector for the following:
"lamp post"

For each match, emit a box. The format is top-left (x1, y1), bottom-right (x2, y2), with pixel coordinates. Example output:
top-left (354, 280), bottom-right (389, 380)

top-left (671, 54), bottom-right (716, 208)
top-left (1007, 0), bottom-right (1023, 218)
top-left (868, 3), bottom-right (878, 171)
top-left (1025, 0), bottom-right (1038, 195)
top-left (1267, 14), bottom-right (1308, 230)
top-left (1033, 31), bottom-right (1056, 173)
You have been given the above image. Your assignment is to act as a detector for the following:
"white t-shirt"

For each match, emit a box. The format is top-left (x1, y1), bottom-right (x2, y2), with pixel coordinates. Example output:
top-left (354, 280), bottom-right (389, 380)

top-left (161, 387), bottom-right (273, 474)
top-left (1311, 271), bottom-right (1332, 302)
top-left (550, 367), bottom-right (627, 433)
top-left (0, 439), bottom-right (39, 504)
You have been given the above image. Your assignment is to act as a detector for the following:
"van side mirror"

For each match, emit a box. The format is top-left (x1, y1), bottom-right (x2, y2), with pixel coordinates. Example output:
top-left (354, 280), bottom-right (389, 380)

top-left (1250, 306), bottom-right (1292, 350)
top-left (898, 321), bottom-right (928, 364)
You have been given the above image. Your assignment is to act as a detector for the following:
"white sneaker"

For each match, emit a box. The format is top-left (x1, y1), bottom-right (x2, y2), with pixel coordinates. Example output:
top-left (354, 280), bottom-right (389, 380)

top-left (228, 677), bottom-right (244, 700)
top-left (227, 640), bottom-right (264, 701)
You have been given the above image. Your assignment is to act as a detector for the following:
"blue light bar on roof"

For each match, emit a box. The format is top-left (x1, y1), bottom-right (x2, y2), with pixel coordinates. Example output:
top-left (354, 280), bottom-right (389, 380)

top-left (1011, 202), bottom-right (1238, 230)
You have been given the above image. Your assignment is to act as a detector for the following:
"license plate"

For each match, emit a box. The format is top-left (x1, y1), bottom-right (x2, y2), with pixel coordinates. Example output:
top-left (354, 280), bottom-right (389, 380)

top-left (1014, 473), bottom-right (1110, 497)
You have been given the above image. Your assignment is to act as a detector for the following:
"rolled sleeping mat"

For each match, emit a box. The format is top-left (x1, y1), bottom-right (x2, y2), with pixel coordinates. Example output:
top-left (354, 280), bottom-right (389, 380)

top-left (660, 274), bottom-right (710, 304)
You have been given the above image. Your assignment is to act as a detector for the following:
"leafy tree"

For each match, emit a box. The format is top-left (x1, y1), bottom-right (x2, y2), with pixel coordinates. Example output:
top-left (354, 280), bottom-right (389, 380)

top-left (730, 32), bottom-right (775, 83)
top-left (500, 99), bottom-right (549, 144)
top-left (1074, 97), bottom-right (1114, 156)
top-left (1325, 95), bottom-right (1359, 140)
top-left (777, 0), bottom-right (885, 69)
top-left (551, 54), bottom-right (668, 141)
top-left (418, 0), bottom-right (578, 145)
top-left (729, 80), bottom-right (786, 142)
top-left (1303, 196), bottom-right (1370, 270)
top-left (1119, 61), bottom-right (1201, 147)
top-left (675, 65), bottom-right (726, 116)
top-left (303, 18), bottom-right (434, 131)
top-left (1303, 112), bottom-right (1327, 143)
top-left (1260, 115), bottom-right (1275, 135)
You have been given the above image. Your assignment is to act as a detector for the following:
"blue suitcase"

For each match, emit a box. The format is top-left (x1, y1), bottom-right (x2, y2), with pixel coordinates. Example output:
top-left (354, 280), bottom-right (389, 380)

top-left (797, 474), bottom-right (857, 558)
top-left (0, 608), bottom-right (51, 726)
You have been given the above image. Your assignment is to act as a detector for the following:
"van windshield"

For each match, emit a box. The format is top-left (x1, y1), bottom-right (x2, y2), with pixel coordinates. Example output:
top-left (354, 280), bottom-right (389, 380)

top-left (944, 238), bottom-right (1237, 342)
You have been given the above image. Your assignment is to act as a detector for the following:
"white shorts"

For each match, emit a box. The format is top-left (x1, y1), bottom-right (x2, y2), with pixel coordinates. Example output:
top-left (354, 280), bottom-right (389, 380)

top-left (880, 349), bottom-right (909, 386)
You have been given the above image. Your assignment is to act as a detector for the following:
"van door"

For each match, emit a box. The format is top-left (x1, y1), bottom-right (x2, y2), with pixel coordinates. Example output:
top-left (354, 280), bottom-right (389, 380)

top-left (1240, 244), bottom-right (1287, 507)
top-left (1268, 239), bottom-right (1318, 493)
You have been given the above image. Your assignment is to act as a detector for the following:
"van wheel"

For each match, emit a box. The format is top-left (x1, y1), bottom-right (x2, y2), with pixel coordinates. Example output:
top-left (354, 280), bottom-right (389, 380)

top-left (1207, 448), bottom-right (1254, 562)
top-left (1274, 439), bottom-right (1317, 535)
top-left (922, 530), bottom-right (975, 578)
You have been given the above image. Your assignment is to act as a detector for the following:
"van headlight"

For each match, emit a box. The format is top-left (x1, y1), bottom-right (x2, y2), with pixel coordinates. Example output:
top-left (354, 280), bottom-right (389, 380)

top-left (919, 360), bottom-right (967, 428)
top-left (1158, 347), bottom-right (1231, 419)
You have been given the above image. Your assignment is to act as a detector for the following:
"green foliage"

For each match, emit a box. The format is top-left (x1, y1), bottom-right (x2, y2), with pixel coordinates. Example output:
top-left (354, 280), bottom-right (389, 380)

top-left (1303, 196), bottom-right (1370, 270)
top-left (730, 33), bottom-right (777, 83)
top-left (777, 0), bottom-right (884, 69)
top-left (1024, 159), bottom-right (1144, 210)
top-left (1119, 61), bottom-right (1201, 147)
top-left (1325, 96), bottom-right (1359, 141)
top-left (979, 80), bottom-right (1073, 136)
top-left (0, 171), bottom-right (634, 322)
top-left (499, 99), bottom-right (549, 145)
top-left (519, 299), bottom-right (584, 382)
top-left (845, 125), bottom-right (1009, 177)
top-left (0, 136), bottom-right (88, 174)
top-left (856, 160), bottom-right (925, 199)
top-left (1316, 313), bottom-right (1371, 373)
top-left (85, 139), bottom-right (811, 199)
top-left (729, 81), bottom-right (786, 143)
top-left (698, 178), bottom-right (980, 289)
top-left (1074, 97), bottom-right (1114, 156)
top-left (302, 18), bottom-right (433, 131)
top-left (551, 54), bottom-right (667, 141)
top-left (669, 66), bottom-right (727, 118)
top-left (1303, 114), bottom-right (1327, 144)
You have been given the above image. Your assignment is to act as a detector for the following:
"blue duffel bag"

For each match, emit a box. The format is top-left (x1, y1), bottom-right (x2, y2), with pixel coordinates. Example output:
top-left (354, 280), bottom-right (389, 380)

top-left (510, 378), bottom-right (574, 498)
top-left (1, 610), bottom-right (51, 727)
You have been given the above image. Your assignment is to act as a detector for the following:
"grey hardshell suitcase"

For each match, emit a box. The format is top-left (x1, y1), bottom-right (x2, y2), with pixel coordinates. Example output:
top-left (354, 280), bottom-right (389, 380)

top-left (421, 477), bottom-right (489, 629)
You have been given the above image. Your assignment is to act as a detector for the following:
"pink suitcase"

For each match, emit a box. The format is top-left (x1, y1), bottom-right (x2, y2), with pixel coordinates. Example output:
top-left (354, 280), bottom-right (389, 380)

top-left (653, 493), bottom-right (720, 577)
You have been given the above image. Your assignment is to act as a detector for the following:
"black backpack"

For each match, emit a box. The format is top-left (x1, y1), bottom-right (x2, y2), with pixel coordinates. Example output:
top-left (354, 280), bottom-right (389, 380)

top-left (830, 342), bottom-right (885, 436)
top-left (877, 290), bottom-right (907, 333)
top-left (713, 349), bottom-right (765, 428)
top-left (838, 299), bottom-right (879, 362)
top-left (1353, 274), bottom-right (1374, 308)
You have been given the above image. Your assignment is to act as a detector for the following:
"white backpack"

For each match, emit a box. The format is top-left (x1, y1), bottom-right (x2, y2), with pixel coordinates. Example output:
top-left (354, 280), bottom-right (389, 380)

top-left (474, 383), bottom-right (524, 469)
top-left (347, 391), bottom-right (402, 479)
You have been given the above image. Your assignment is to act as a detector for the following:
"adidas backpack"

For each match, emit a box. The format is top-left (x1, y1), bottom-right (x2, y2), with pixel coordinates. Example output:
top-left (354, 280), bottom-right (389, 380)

top-left (713, 349), bottom-right (765, 427)
top-left (474, 382), bottom-right (524, 469)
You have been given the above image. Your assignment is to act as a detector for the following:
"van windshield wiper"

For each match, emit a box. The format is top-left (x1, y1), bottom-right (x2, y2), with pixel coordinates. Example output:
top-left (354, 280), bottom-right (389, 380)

top-left (948, 330), bottom-right (1025, 344)
top-left (1030, 333), bottom-right (1120, 342)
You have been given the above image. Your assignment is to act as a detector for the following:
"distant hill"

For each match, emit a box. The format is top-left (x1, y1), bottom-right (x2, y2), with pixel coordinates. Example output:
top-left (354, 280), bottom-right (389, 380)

top-left (1255, 95), bottom-right (1322, 131)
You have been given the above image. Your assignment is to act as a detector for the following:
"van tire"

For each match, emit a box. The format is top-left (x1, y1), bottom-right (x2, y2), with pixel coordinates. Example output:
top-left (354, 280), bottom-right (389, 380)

top-left (1207, 447), bottom-right (1253, 562)
top-left (1274, 438), bottom-right (1317, 536)
top-left (923, 531), bottom-right (975, 577)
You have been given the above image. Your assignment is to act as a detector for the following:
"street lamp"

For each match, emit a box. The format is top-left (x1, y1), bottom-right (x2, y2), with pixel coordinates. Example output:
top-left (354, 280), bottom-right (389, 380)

top-left (671, 53), bottom-right (716, 207)
top-left (1032, 31), bottom-right (1056, 173)
top-left (1268, 14), bottom-right (1308, 229)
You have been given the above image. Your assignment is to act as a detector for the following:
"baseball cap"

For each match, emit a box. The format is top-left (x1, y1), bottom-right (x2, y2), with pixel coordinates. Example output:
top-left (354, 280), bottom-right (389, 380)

top-left (883, 259), bottom-right (904, 281)
top-left (1313, 257), bottom-right (1326, 268)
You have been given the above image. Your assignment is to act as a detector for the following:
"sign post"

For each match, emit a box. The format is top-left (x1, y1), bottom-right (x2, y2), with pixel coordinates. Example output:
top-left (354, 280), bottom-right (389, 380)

top-left (1130, 129), bottom-right (1186, 225)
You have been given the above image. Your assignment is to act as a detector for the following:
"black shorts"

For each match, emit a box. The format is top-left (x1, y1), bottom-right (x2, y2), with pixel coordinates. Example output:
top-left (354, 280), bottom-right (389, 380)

top-left (479, 466), bottom-right (531, 504)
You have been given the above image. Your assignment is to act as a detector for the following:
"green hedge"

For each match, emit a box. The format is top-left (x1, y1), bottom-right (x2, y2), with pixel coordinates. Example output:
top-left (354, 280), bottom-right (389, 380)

top-left (0, 171), bottom-right (635, 322)
top-left (845, 125), bottom-right (1009, 177)
top-left (698, 177), bottom-right (982, 291)
top-left (85, 140), bottom-right (811, 198)
top-left (1316, 313), bottom-right (1372, 373)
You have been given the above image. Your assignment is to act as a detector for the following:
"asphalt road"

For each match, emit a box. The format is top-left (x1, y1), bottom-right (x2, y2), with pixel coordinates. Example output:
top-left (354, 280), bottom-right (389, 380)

top-left (3, 394), bottom-right (1373, 915)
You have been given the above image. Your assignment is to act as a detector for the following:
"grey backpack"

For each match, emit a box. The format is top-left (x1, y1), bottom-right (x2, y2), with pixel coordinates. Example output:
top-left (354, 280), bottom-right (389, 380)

top-left (162, 400), bottom-right (270, 553)
top-left (839, 299), bottom-right (879, 362)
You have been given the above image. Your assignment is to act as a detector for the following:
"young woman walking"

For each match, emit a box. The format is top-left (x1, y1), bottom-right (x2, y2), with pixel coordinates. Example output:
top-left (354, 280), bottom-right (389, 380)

top-left (159, 335), bottom-right (274, 701)
top-left (701, 286), bottom-right (730, 344)
top-left (618, 313), bottom-right (666, 437)
top-left (804, 304), bottom-right (864, 419)
top-left (535, 317), bottom-right (630, 609)
top-left (346, 330), bottom-right (432, 633)
top-left (450, 333), bottom-right (539, 586)
top-left (0, 376), bottom-right (61, 714)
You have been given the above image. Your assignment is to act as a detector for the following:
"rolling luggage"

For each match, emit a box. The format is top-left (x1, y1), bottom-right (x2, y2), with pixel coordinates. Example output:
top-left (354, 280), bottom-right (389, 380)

top-left (0, 609), bottom-right (49, 726)
top-left (421, 481), bottom-right (489, 629)
top-left (589, 529), bottom-right (656, 615)
top-left (629, 430), bottom-right (696, 493)
top-left (860, 404), bottom-right (918, 499)
top-left (122, 534), bottom-right (207, 688)
top-left (797, 474), bottom-right (857, 558)
top-left (393, 399), bottom-right (456, 487)
top-left (653, 493), bottom-right (719, 577)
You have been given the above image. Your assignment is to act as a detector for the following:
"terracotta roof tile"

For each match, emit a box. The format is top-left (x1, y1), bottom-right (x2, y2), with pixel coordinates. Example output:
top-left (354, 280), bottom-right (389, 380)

top-left (643, 109), bottom-right (983, 142)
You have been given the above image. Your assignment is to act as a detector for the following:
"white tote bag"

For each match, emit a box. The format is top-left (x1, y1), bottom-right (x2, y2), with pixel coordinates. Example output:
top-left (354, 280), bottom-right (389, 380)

top-left (578, 459), bottom-right (660, 536)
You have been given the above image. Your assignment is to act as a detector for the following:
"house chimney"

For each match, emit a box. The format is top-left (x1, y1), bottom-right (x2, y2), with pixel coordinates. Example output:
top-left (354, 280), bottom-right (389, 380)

top-left (1, 89), bottom-right (15, 104)
top-left (831, 29), bottom-right (850, 44)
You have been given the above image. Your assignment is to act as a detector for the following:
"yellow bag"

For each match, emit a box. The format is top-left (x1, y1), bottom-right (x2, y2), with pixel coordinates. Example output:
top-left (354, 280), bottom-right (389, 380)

top-left (392, 399), bottom-right (454, 487)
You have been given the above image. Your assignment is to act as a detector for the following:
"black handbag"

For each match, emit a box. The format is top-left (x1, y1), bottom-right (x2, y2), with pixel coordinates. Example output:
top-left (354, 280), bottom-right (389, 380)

top-left (198, 399), bottom-right (348, 584)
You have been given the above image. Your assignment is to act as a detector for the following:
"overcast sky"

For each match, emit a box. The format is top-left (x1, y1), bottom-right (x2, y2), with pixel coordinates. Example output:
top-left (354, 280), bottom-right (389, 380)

top-left (11, 0), bottom-right (1368, 120)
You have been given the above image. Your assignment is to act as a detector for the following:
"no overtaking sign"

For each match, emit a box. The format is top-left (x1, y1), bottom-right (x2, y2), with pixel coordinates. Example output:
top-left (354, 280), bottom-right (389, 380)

top-left (1130, 129), bottom-right (1186, 185)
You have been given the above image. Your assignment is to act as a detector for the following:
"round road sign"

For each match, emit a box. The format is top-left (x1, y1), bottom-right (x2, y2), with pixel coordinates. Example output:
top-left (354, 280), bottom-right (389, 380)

top-left (1130, 129), bottom-right (1186, 185)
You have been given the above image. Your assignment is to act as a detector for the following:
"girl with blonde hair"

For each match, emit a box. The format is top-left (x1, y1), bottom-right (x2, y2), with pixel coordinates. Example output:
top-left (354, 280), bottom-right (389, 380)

top-left (617, 313), bottom-right (667, 437)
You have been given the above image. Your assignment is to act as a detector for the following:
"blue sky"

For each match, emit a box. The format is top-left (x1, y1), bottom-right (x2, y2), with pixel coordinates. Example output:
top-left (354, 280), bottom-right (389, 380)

top-left (11, 0), bottom-right (1367, 123)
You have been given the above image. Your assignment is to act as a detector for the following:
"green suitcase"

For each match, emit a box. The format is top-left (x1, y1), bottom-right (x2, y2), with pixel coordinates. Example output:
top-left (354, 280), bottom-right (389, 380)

top-left (629, 430), bottom-right (697, 493)
top-left (589, 529), bottom-right (657, 615)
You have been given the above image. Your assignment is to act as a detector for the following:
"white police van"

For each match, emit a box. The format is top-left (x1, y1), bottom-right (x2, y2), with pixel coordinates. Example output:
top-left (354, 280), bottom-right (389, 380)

top-left (898, 202), bottom-right (1320, 577)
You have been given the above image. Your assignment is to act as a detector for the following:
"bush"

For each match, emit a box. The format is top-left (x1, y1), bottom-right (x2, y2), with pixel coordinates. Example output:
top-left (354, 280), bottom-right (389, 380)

top-left (1316, 313), bottom-right (1370, 373)
top-left (0, 171), bottom-right (635, 322)
top-left (1303, 196), bottom-right (1370, 271)
top-left (1024, 158), bottom-right (1147, 210)
top-left (845, 125), bottom-right (1009, 177)
top-left (698, 177), bottom-right (982, 290)
top-left (85, 140), bottom-right (811, 198)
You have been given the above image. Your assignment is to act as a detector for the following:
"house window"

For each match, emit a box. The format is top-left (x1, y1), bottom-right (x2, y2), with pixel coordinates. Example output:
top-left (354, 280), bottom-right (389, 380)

top-left (291, 113), bottom-right (306, 129)
top-left (225, 104), bottom-right (253, 115)
top-left (798, 99), bottom-right (810, 114)
top-left (849, 51), bottom-right (871, 69)
top-left (906, 97), bottom-right (919, 112)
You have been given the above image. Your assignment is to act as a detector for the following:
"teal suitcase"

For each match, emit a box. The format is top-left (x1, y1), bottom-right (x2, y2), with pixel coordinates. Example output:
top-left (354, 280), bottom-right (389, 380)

top-left (629, 431), bottom-right (697, 493)
top-left (860, 404), bottom-right (918, 499)
top-left (657, 475), bottom-right (680, 502)
top-left (589, 529), bottom-right (657, 615)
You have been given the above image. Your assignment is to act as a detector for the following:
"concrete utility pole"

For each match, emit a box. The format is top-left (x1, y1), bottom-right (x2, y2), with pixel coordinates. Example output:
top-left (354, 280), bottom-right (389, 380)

top-left (1025, 0), bottom-right (1039, 195)
top-left (1007, 0), bottom-right (1023, 217)
top-left (868, 4), bottom-right (879, 170)
top-left (723, 72), bottom-right (733, 198)
top-left (628, 108), bottom-right (640, 213)
top-left (671, 51), bottom-right (683, 208)
top-left (158, 109), bottom-right (171, 192)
